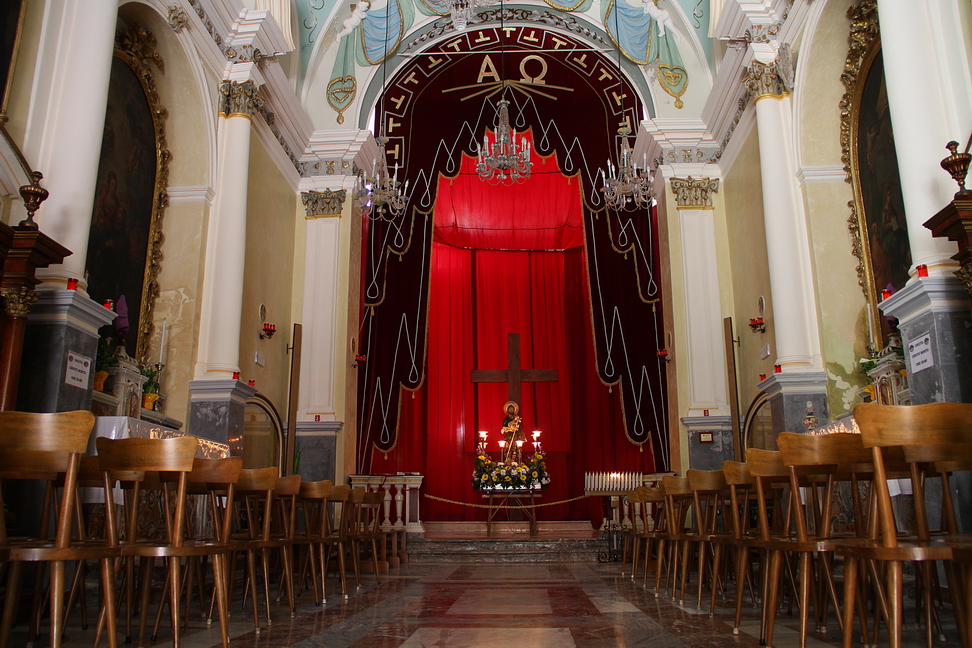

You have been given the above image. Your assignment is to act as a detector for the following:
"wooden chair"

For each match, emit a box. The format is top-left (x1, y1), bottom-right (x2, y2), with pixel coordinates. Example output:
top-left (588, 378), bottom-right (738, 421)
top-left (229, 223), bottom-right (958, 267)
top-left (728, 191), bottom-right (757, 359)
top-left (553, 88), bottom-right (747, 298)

top-left (232, 466), bottom-right (280, 633)
top-left (346, 488), bottom-right (383, 589)
top-left (774, 432), bottom-right (880, 648)
top-left (655, 476), bottom-right (694, 600)
top-left (714, 461), bottom-right (763, 632)
top-left (295, 479), bottom-right (332, 605)
top-left (0, 410), bottom-right (117, 648)
top-left (745, 448), bottom-right (796, 648)
top-left (96, 435), bottom-right (234, 648)
top-left (686, 469), bottom-right (730, 611)
top-left (838, 402), bottom-right (972, 648)
top-left (623, 486), bottom-right (665, 584)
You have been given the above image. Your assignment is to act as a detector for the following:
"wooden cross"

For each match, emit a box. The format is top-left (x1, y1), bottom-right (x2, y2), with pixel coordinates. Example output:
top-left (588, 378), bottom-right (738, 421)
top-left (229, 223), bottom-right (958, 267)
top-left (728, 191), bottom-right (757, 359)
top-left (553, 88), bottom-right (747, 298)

top-left (470, 334), bottom-right (558, 405)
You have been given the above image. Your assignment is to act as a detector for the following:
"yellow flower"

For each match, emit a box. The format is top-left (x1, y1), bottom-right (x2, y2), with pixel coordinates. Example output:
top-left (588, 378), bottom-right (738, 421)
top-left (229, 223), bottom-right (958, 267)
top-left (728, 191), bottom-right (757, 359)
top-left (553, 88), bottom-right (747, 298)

top-left (532, 471), bottom-right (539, 478)
top-left (481, 474), bottom-right (488, 481)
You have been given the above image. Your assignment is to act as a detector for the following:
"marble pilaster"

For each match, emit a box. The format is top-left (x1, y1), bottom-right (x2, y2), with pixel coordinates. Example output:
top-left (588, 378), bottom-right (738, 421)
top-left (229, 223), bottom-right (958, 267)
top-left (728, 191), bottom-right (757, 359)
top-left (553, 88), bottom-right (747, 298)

top-left (188, 378), bottom-right (256, 446)
top-left (681, 415), bottom-right (734, 470)
top-left (669, 176), bottom-right (729, 418)
top-left (294, 420), bottom-right (342, 483)
top-left (19, 290), bottom-right (115, 413)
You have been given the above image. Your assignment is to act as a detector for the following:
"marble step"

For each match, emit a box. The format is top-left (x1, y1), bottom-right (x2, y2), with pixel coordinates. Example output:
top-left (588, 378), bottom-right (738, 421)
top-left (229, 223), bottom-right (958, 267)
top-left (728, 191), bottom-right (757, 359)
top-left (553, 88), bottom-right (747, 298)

top-left (406, 537), bottom-right (608, 563)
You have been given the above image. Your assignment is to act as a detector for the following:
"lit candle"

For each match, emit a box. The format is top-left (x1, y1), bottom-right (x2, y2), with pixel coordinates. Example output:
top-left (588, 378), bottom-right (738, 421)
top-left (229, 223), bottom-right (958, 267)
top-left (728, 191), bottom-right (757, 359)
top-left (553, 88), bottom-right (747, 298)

top-left (159, 318), bottom-right (167, 364)
top-left (532, 430), bottom-right (541, 441)
top-left (516, 439), bottom-right (524, 448)
top-left (479, 430), bottom-right (488, 441)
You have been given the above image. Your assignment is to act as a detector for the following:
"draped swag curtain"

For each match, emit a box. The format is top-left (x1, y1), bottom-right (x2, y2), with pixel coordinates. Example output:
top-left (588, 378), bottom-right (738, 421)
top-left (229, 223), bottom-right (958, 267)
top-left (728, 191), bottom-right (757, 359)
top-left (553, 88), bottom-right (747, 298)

top-left (355, 30), bottom-right (669, 522)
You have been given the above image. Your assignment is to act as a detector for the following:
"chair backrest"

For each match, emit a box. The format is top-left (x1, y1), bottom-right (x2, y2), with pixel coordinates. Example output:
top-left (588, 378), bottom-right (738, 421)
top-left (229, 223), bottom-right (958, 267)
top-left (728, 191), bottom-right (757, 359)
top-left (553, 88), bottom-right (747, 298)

top-left (96, 436), bottom-right (198, 473)
top-left (686, 469), bottom-right (727, 493)
top-left (0, 411), bottom-right (95, 547)
top-left (187, 457), bottom-right (243, 542)
top-left (299, 479), bottom-right (333, 500)
top-left (96, 436), bottom-right (199, 546)
top-left (854, 402), bottom-right (972, 447)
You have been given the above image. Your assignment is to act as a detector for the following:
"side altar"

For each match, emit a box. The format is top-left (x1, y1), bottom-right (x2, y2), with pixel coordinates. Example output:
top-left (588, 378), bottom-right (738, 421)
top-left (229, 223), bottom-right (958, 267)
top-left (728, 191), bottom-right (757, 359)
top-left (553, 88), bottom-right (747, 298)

top-left (472, 401), bottom-right (550, 537)
top-left (469, 334), bottom-right (557, 538)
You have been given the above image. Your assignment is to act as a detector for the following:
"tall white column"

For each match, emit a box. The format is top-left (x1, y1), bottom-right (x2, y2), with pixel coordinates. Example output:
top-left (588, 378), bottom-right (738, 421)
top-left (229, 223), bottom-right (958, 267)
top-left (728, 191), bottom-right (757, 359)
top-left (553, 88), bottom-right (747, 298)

top-left (193, 82), bottom-right (257, 378)
top-left (22, 0), bottom-right (117, 285)
top-left (669, 176), bottom-right (727, 414)
top-left (877, 0), bottom-right (972, 275)
top-left (747, 60), bottom-right (822, 372)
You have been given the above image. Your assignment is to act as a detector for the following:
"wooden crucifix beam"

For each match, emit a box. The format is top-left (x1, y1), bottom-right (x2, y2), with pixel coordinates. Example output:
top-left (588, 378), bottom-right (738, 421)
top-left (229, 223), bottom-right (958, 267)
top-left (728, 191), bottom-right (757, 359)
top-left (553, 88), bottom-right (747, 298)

top-left (470, 333), bottom-right (558, 405)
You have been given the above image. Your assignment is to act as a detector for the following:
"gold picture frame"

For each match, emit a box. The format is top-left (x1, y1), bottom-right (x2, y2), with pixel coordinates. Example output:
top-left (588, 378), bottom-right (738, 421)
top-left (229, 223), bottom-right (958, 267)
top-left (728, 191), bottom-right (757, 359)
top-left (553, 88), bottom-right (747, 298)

top-left (840, 0), bottom-right (910, 347)
top-left (87, 23), bottom-right (170, 364)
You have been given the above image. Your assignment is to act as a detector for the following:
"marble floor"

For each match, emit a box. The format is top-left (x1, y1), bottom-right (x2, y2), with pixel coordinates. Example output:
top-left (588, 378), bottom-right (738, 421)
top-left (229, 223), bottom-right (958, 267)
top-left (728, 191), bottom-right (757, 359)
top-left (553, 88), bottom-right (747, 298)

top-left (5, 560), bottom-right (958, 648)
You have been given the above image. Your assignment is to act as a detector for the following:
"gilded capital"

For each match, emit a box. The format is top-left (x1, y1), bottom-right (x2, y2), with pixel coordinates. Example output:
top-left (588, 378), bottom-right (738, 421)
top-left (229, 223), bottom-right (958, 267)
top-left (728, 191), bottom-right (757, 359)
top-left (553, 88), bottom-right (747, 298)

top-left (745, 59), bottom-right (784, 101)
top-left (302, 189), bottom-right (347, 218)
top-left (1, 286), bottom-right (39, 318)
top-left (219, 80), bottom-right (260, 117)
top-left (670, 177), bottom-right (719, 209)
top-left (956, 262), bottom-right (972, 296)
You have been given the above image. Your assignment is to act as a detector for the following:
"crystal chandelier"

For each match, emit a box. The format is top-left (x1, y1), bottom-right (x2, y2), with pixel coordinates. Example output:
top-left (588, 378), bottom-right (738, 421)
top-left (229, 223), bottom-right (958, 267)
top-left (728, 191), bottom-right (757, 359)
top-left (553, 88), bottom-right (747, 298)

top-left (601, 126), bottom-right (653, 211)
top-left (355, 137), bottom-right (410, 221)
top-left (477, 98), bottom-right (532, 184)
top-left (451, 0), bottom-right (471, 31)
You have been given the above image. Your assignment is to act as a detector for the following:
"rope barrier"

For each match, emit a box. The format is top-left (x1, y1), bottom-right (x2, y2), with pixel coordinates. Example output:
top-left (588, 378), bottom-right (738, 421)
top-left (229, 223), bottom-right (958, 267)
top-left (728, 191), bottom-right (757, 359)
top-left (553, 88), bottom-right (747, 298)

top-left (424, 492), bottom-right (590, 510)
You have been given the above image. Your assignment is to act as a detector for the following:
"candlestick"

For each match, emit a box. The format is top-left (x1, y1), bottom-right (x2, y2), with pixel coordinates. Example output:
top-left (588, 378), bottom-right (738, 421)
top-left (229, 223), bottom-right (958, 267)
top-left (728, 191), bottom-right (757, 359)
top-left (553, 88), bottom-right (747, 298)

top-left (532, 430), bottom-right (541, 441)
top-left (498, 440), bottom-right (506, 449)
top-left (479, 430), bottom-right (488, 441)
top-left (515, 439), bottom-right (524, 448)
top-left (159, 318), bottom-right (167, 364)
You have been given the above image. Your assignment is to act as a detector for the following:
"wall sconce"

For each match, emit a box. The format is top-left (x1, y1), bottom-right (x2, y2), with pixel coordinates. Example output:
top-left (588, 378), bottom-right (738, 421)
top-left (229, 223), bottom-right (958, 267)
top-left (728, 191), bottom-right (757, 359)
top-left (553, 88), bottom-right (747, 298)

top-left (656, 349), bottom-right (671, 363)
top-left (749, 317), bottom-right (765, 333)
top-left (260, 323), bottom-right (276, 339)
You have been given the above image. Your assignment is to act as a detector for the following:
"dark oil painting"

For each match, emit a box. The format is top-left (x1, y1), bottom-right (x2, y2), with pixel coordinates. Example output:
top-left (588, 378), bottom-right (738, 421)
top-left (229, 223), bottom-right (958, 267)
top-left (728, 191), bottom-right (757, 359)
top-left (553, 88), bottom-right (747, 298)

top-left (86, 55), bottom-right (157, 359)
top-left (856, 50), bottom-right (911, 296)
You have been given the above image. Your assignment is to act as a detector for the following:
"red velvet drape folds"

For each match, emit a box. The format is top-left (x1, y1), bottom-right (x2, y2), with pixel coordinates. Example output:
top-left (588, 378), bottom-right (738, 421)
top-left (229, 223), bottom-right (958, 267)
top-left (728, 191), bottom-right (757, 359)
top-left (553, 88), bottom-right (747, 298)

top-left (370, 151), bottom-right (655, 522)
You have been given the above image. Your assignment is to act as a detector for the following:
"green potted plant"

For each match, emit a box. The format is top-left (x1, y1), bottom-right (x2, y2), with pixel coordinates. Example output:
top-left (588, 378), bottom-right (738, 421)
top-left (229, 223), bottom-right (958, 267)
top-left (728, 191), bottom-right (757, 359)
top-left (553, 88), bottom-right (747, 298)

top-left (94, 337), bottom-right (119, 392)
top-left (140, 364), bottom-right (160, 409)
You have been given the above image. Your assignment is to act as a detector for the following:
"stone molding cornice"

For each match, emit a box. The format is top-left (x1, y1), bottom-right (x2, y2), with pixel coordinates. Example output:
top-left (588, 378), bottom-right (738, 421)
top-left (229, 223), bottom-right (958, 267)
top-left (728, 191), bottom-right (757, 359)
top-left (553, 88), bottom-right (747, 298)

top-left (295, 420), bottom-right (344, 435)
top-left (670, 177), bottom-right (720, 209)
top-left (680, 415), bottom-right (733, 431)
top-left (28, 290), bottom-right (117, 333)
top-left (302, 189), bottom-right (347, 218)
top-left (879, 276), bottom-right (971, 327)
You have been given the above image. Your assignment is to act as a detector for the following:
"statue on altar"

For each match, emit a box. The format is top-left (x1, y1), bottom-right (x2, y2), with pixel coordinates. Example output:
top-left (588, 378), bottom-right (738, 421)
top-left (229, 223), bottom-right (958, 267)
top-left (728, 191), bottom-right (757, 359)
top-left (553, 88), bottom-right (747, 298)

top-left (501, 401), bottom-right (526, 464)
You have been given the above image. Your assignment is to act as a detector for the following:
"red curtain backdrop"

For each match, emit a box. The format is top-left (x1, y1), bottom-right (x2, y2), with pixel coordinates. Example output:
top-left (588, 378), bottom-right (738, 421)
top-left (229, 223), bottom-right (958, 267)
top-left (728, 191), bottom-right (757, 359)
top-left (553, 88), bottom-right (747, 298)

top-left (371, 150), bottom-right (655, 523)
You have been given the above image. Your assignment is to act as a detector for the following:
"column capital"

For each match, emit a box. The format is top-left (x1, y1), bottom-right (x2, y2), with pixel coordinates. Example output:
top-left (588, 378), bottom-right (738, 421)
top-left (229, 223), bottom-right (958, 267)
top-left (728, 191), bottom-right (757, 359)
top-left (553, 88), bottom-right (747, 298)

top-left (302, 190), bottom-right (347, 219)
top-left (219, 80), bottom-right (261, 118)
top-left (744, 48), bottom-right (793, 102)
top-left (670, 177), bottom-right (720, 209)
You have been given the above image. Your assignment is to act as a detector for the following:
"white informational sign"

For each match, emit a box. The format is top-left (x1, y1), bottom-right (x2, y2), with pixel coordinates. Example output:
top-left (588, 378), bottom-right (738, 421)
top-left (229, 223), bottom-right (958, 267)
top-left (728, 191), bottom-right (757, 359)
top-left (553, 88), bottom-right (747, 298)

top-left (65, 351), bottom-right (92, 388)
top-left (908, 334), bottom-right (934, 374)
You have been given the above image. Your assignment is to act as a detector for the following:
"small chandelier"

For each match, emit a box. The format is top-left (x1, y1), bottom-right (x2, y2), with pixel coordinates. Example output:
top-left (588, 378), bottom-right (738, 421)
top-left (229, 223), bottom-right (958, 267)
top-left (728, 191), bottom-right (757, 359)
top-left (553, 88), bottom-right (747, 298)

top-left (477, 98), bottom-right (532, 184)
top-left (601, 126), bottom-right (653, 211)
top-left (354, 137), bottom-right (410, 221)
top-left (451, 0), bottom-right (472, 31)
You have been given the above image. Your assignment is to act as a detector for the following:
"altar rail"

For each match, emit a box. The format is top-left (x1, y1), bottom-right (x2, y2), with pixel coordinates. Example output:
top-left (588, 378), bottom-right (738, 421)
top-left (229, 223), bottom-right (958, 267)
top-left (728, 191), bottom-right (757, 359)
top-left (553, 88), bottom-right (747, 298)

top-left (584, 472), bottom-right (675, 531)
top-left (348, 475), bottom-right (425, 533)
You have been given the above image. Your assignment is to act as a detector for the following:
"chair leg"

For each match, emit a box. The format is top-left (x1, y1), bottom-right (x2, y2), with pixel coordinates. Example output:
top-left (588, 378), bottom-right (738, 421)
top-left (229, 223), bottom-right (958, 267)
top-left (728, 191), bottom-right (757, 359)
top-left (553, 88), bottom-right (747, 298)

top-left (137, 556), bottom-right (153, 648)
top-left (245, 550), bottom-right (261, 634)
top-left (371, 538), bottom-right (381, 585)
top-left (709, 543), bottom-right (723, 618)
top-left (48, 561), bottom-right (66, 648)
top-left (168, 556), bottom-right (182, 648)
top-left (763, 549), bottom-right (782, 648)
top-left (211, 555), bottom-right (230, 648)
top-left (732, 545), bottom-right (747, 634)
top-left (282, 545), bottom-right (296, 618)
top-left (653, 538), bottom-right (666, 596)
top-left (797, 552), bottom-right (811, 648)
top-left (260, 548), bottom-right (273, 625)
top-left (100, 557), bottom-right (118, 648)
top-left (887, 560), bottom-right (903, 648)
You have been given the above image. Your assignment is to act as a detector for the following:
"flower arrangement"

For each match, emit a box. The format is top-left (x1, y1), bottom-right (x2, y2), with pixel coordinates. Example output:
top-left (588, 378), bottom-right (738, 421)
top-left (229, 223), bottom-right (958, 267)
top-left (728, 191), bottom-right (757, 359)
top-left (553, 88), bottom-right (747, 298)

top-left (472, 451), bottom-right (550, 491)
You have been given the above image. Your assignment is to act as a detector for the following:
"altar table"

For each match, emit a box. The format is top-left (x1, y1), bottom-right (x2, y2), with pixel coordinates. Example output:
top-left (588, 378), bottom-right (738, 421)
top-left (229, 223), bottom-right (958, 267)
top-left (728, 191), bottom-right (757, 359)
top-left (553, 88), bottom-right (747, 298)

top-left (482, 489), bottom-right (541, 537)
